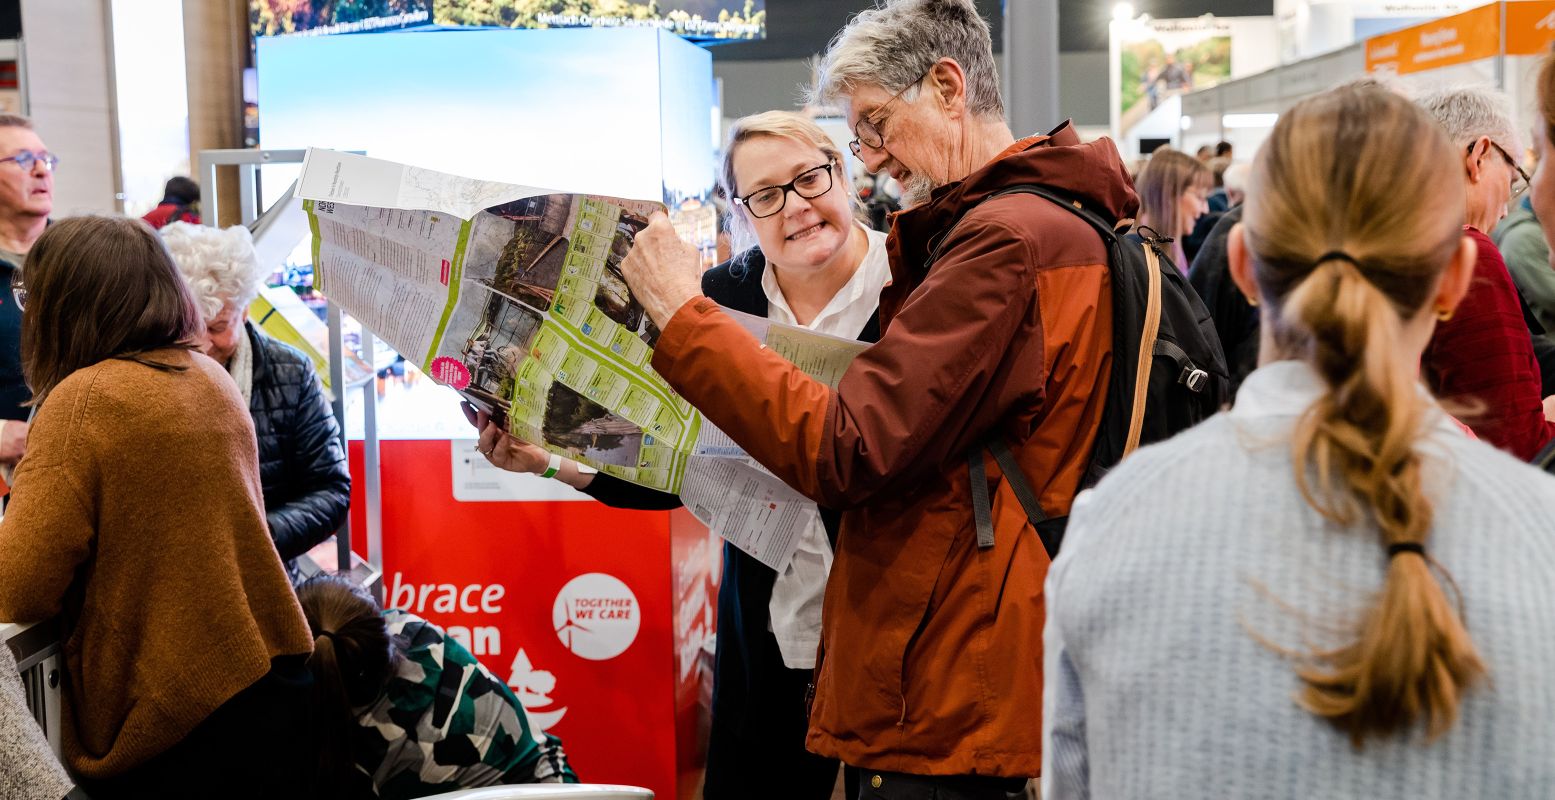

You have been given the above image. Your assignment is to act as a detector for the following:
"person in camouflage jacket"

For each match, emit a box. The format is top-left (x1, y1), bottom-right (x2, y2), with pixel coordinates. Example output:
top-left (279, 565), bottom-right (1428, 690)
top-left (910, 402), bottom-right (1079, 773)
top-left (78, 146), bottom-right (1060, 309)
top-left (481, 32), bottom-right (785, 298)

top-left (299, 577), bottom-right (576, 798)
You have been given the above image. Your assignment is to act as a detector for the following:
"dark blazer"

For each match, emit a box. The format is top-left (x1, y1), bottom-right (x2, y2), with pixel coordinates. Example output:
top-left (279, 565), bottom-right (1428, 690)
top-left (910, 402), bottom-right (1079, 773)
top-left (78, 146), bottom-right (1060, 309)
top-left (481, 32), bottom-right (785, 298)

top-left (582, 246), bottom-right (879, 799)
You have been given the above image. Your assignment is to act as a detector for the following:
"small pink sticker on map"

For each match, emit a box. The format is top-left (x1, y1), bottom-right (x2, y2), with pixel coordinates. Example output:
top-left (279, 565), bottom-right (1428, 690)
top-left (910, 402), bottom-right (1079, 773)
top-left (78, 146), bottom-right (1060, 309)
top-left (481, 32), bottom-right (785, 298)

top-left (429, 357), bottom-right (471, 390)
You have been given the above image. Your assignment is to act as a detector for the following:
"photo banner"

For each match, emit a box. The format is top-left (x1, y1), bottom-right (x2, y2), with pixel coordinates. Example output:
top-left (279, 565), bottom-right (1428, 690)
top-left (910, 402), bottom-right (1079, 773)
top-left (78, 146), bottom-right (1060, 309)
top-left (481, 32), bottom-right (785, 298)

top-left (1115, 17), bottom-right (1235, 135)
top-left (250, 0), bottom-right (765, 41)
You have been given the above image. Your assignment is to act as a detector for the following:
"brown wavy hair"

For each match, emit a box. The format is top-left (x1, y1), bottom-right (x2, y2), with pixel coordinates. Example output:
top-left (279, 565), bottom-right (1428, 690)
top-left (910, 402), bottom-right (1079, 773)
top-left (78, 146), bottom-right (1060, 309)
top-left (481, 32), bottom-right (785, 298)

top-left (296, 576), bottom-right (402, 794)
top-left (20, 216), bottom-right (201, 405)
top-left (1242, 86), bottom-right (1484, 745)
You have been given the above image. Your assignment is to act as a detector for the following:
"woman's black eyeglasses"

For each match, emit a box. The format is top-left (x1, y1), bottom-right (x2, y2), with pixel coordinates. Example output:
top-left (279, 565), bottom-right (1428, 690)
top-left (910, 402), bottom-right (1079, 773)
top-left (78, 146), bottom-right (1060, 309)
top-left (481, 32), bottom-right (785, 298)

top-left (733, 162), bottom-right (836, 219)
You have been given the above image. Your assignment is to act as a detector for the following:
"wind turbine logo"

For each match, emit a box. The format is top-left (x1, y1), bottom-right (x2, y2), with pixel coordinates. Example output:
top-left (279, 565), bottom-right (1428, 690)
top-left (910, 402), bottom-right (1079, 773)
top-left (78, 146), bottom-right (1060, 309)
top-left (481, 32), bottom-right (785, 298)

top-left (553, 597), bottom-right (593, 649)
top-left (551, 573), bottom-right (640, 661)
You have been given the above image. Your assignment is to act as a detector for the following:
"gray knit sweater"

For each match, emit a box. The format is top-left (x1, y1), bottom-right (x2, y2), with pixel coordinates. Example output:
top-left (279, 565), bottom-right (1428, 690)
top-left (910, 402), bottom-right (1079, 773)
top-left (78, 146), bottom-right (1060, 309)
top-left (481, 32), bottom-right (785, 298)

top-left (0, 643), bottom-right (72, 800)
top-left (1043, 361), bottom-right (1555, 799)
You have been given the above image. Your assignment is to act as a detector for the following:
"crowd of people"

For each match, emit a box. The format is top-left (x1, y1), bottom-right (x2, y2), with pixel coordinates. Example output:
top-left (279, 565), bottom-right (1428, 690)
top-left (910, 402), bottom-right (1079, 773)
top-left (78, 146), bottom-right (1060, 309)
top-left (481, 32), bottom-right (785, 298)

top-left (3, 0), bottom-right (1555, 797)
top-left (0, 122), bottom-right (574, 796)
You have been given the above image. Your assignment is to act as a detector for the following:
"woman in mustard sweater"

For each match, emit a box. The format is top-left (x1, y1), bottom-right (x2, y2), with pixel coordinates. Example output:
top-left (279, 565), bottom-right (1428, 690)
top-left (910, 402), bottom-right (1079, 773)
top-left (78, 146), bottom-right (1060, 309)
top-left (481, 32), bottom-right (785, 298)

top-left (0, 216), bottom-right (319, 798)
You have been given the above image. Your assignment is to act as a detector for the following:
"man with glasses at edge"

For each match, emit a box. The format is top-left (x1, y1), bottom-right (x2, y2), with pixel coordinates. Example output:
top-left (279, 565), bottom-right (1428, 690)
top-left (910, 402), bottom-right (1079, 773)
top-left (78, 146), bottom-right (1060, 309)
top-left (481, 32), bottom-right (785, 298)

top-left (617, 0), bottom-right (1137, 795)
top-left (1414, 86), bottom-right (1555, 460)
top-left (0, 115), bottom-right (56, 478)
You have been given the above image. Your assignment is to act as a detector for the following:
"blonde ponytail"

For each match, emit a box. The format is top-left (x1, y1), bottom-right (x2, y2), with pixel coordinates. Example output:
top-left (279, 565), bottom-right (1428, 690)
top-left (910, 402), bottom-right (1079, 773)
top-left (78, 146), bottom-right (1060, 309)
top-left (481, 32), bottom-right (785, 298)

top-left (1244, 87), bottom-right (1483, 745)
top-left (1281, 255), bottom-right (1484, 744)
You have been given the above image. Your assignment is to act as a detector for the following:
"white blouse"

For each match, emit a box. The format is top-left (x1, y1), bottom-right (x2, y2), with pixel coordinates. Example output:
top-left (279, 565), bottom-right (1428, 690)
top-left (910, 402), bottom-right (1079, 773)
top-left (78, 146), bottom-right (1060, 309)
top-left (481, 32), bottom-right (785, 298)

top-left (756, 224), bottom-right (890, 669)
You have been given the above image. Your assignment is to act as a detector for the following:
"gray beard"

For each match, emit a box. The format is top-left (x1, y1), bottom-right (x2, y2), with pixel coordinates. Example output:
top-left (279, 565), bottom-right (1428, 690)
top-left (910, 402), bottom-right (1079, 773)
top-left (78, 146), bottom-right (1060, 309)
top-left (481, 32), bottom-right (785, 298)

top-left (901, 174), bottom-right (938, 208)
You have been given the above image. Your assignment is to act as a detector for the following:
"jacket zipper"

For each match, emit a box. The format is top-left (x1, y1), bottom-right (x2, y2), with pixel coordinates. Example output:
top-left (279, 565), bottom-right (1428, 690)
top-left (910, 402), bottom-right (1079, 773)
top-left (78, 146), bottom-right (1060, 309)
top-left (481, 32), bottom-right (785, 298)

top-left (898, 602), bottom-right (935, 727)
top-left (807, 638), bottom-right (822, 720)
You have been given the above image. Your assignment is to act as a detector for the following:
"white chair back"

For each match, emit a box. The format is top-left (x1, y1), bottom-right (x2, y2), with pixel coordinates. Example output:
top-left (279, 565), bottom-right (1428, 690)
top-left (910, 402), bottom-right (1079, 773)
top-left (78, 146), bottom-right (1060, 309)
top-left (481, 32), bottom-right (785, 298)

top-left (420, 785), bottom-right (653, 800)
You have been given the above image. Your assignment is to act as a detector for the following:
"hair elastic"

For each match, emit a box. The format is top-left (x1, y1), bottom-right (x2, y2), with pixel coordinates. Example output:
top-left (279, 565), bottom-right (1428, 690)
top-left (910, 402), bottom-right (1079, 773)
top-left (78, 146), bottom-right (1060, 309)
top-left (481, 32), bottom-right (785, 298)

top-left (316, 630), bottom-right (342, 644)
top-left (1387, 541), bottom-right (1425, 559)
top-left (1314, 251), bottom-right (1362, 268)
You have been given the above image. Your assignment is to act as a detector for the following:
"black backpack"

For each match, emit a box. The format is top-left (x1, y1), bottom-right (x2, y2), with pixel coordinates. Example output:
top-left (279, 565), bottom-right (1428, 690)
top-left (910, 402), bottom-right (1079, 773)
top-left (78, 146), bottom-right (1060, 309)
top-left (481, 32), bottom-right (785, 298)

top-left (927, 184), bottom-right (1230, 558)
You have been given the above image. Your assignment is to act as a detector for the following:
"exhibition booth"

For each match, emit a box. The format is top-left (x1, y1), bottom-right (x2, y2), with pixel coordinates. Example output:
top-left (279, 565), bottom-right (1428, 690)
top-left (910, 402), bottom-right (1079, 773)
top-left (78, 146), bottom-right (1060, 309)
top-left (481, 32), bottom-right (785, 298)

top-left (4, 7), bottom-right (740, 796)
top-left (250, 25), bottom-right (724, 799)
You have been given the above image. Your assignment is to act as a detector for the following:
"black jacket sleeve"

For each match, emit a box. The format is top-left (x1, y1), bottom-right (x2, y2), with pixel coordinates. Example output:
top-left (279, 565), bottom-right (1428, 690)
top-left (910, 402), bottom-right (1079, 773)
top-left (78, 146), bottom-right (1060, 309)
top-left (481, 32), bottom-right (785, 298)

top-left (267, 368), bottom-right (352, 562)
top-left (1188, 205), bottom-right (1259, 395)
top-left (580, 471), bottom-right (684, 511)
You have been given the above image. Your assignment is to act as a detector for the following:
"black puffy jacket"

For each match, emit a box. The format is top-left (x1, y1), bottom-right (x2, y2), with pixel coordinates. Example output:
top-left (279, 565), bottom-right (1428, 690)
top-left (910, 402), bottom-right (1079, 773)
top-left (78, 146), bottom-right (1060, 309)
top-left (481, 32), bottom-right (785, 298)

top-left (246, 322), bottom-right (350, 576)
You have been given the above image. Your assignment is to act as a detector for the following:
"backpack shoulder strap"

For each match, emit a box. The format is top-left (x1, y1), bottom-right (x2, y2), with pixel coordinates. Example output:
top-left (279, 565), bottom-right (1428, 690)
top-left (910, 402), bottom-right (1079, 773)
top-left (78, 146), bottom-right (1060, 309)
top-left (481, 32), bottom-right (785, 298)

top-left (1125, 240), bottom-right (1165, 455)
top-left (957, 183), bottom-right (1164, 557)
top-left (969, 440), bottom-right (1059, 558)
top-left (923, 183), bottom-right (1128, 272)
top-left (1532, 434), bottom-right (1555, 471)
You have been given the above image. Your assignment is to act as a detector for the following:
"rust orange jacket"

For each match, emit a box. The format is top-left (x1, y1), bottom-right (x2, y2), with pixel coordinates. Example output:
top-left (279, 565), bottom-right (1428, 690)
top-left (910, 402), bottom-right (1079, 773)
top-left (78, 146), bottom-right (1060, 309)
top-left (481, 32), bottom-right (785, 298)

top-left (651, 122), bottom-right (1138, 777)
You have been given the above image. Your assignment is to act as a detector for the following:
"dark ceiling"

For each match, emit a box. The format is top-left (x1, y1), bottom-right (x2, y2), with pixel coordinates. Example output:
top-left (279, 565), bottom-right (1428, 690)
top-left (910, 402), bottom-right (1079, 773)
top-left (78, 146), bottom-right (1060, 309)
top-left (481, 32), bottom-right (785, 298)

top-left (712, 0), bottom-right (1275, 60)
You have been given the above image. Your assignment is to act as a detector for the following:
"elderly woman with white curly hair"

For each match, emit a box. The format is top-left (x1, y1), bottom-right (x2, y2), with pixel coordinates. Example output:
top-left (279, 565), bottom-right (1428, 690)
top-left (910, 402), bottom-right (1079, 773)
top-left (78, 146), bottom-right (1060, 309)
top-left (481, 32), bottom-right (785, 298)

top-left (160, 222), bottom-right (350, 581)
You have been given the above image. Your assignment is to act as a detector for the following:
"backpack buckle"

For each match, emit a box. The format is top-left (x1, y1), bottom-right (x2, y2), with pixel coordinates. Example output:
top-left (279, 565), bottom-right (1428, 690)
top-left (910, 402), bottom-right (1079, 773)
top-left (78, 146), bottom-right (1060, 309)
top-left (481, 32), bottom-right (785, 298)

top-left (1180, 365), bottom-right (1209, 393)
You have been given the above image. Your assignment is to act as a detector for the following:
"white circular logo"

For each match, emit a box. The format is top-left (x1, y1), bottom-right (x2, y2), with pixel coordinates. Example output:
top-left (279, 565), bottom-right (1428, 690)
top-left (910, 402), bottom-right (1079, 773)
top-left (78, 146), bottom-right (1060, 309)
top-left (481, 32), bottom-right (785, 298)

top-left (552, 573), bottom-right (640, 661)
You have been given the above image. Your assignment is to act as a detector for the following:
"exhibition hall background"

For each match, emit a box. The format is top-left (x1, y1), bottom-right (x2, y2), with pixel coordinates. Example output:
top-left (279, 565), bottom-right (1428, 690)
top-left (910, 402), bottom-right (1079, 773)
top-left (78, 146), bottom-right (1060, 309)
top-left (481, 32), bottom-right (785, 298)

top-left (5, 1), bottom-right (1524, 797)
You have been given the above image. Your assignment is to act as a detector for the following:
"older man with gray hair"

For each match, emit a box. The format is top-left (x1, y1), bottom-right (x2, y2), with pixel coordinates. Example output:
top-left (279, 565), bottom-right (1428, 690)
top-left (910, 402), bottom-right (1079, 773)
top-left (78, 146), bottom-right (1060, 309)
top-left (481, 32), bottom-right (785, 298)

top-left (1414, 85), bottom-right (1555, 459)
top-left (619, 0), bottom-right (1139, 795)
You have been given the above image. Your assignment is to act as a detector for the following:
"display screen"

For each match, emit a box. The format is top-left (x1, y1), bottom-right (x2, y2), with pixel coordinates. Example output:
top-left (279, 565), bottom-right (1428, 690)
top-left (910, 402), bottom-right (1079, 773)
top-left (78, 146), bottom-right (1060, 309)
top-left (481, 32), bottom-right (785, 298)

top-left (250, 0), bottom-right (764, 42)
top-left (258, 27), bottom-right (679, 202)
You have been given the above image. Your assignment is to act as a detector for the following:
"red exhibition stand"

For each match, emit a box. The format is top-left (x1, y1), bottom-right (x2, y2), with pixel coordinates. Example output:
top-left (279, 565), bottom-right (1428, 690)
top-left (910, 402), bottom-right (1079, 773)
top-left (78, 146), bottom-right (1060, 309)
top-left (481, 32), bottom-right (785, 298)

top-left (347, 440), bottom-right (715, 799)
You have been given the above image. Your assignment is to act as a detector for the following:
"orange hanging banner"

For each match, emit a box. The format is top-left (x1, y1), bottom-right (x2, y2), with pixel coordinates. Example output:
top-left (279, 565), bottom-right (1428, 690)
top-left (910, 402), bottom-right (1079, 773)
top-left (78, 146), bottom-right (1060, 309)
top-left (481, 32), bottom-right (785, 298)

top-left (1507, 1), bottom-right (1555, 55)
top-left (1366, 3), bottom-right (1502, 75)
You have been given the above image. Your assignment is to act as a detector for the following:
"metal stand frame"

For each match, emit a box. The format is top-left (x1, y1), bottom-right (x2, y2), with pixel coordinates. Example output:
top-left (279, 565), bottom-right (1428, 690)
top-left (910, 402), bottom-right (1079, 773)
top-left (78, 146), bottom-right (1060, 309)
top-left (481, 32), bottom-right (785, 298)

top-left (197, 148), bottom-right (383, 582)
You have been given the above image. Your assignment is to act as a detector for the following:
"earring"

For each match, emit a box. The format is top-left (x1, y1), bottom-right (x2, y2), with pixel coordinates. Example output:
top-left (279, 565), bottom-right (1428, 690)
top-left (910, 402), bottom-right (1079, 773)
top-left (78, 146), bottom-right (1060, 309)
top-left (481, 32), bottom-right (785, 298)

top-left (1245, 294), bottom-right (1259, 308)
top-left (1436, 306), bottom-right (1454, 322)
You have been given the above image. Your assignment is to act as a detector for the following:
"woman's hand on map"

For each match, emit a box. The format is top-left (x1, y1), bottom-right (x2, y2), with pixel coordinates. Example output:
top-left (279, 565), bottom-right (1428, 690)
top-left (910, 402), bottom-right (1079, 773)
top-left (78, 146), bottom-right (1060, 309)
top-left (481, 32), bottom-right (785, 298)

top-left (467, 403), bottom-right (596, 490)
top-left (470, 405), bottom-right (548, 474)
top-left (620, 210), bottom-right (703, 330)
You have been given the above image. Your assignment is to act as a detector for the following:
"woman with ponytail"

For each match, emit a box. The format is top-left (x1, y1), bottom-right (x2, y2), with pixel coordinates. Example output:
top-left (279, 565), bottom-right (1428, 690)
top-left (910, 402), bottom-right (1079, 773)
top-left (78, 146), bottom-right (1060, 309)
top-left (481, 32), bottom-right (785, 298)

top-left (1041, 86), bottom-right (1555, 799)
top-left (297, 576), bottom-right (576, 798)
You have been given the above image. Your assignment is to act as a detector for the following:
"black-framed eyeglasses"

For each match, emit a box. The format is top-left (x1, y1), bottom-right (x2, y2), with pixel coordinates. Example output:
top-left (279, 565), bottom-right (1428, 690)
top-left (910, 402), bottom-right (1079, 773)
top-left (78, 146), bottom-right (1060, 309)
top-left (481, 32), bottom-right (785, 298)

top-left (1472, 139), bottom-right (1530, 201)
top-left (848, 67), bottom-right (934, 157)
top-left (733, 162), bottom-right (836, 219)
top-left (0, 150), bottom-right (58, 173)
top-left (11, 274), bottom-right (24, 311)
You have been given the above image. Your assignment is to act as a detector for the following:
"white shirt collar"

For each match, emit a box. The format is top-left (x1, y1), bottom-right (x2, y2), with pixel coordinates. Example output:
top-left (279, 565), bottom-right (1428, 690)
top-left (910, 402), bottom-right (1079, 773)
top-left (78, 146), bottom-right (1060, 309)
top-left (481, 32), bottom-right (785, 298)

top-left (1231, 360), bottom-right (1467, 439)
top-left (760, 224), bottom-right (890, 338)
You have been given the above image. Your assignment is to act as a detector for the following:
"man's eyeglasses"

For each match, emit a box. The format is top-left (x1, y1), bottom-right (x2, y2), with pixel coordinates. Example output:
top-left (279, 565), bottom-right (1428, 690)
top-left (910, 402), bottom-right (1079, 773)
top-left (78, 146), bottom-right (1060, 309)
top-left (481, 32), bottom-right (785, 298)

top-left (1473, 140), bottom-right (1529, 201)
top-left (0, 150), bottom-right (58, 173)
top-left (848, 67), bottom-right (934, 157)
top-left (0, 150), bottom-right (57, 174)
top-left (733, 162), bottom-right (835, 219)
top-left (11, 275), bottom-right (25, 311)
